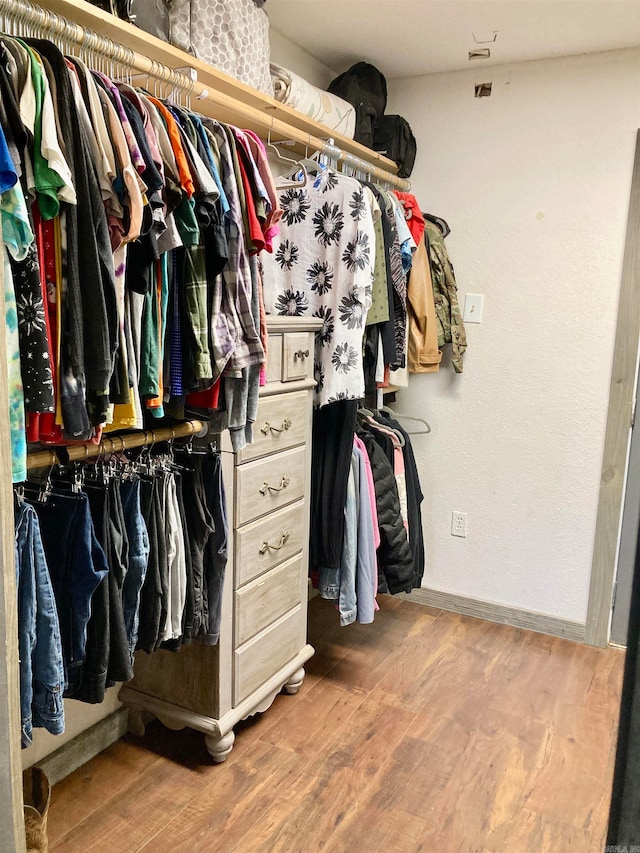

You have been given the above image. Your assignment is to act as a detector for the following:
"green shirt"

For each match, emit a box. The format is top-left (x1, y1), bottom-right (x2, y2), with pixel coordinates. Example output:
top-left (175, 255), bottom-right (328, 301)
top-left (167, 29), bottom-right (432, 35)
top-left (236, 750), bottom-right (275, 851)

top-left (424, 219), bottom-right (467, 373)
top-left (19, 42), bottom-right (64, 220)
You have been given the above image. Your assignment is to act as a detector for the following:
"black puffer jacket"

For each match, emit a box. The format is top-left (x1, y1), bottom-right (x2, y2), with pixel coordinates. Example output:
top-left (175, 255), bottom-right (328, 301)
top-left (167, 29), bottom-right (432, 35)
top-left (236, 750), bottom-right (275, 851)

top-left (357, 429), bottom-right (414, 595)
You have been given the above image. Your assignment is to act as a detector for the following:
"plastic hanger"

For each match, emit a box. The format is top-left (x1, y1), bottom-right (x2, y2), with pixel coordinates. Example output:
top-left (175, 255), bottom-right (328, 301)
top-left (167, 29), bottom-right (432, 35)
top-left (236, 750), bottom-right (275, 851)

top-left (379, 405), bottom-right (432, 435)
top-left (267, 135), bottom-right (308, 190)
top-left (356, 407), bottom-right (406, 447)
top-left (296, 147), bottom-right (327, 178)
top-left (274, 140), bottom-right (326, 180)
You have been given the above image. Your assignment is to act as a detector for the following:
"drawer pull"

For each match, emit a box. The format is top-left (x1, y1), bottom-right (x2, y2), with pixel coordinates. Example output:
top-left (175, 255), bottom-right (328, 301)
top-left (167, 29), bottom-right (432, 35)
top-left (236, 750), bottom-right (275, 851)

top-left (260, 417), bottom-right (292, 436)
top-left (258, 530), bottom-right (290, 555)
top-left (294, 349), bottom-right (309, 361)
top-left (259, 475), bottom-right (290, 496)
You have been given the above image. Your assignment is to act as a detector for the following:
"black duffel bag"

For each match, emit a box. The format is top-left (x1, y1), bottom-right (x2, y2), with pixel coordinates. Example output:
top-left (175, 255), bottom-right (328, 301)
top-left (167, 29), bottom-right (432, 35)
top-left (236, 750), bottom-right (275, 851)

top-left (373, 115), bottom-right (417, 178)
top-left (328, 62), bottom-right (387, 148)
top-left (85, 0), bottom-right (134, 22)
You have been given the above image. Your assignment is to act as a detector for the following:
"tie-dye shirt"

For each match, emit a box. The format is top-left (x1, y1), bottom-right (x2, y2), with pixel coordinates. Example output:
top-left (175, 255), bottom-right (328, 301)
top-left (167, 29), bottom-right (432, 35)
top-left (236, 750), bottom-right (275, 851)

top-left (2, 178), bottom-right (34, 483)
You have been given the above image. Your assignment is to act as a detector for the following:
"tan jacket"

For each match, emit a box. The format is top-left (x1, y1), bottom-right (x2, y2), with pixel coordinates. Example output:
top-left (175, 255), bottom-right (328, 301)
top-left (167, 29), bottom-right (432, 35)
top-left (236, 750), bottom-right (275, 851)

top-left (408, 238), bottom-right (442, 373)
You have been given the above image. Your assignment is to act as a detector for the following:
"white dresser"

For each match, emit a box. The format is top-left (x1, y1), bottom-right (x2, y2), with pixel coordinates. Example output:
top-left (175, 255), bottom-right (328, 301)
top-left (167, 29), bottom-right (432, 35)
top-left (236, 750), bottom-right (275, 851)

top-left (120, 317), bottom-right (321, 761)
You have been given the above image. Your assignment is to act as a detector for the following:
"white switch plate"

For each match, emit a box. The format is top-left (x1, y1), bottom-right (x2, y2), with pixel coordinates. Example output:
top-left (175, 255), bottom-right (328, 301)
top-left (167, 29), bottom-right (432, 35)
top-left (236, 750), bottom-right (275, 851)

top-left (463, 293), bottom-right (484, 323)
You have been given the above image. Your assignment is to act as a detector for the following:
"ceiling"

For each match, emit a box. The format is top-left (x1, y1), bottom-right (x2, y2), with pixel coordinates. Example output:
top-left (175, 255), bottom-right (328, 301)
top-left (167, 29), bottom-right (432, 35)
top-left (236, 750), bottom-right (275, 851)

top-left (266, 0), bottom-right (640, 78)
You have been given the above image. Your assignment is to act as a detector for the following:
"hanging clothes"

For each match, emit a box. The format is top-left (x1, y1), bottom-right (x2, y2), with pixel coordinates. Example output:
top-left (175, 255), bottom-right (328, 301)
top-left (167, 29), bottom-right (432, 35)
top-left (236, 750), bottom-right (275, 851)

top-left (0, 33), bottom-right (284, 465)
top-left (310, 399), bottom-right (359, 587)
top-left (263, 170), bottom-right (375, 407)
top-left (15, 438), bottom-right (229, 746)
top-left (320, 410), bottom-right (426, 627)
top-left (30, 488), bottom-right (108, 696)
top-left (373, 410), bottom-right (425, 588)
top-left (15, 499), bottom-right (65, 748)
top-left (356, 426), bottom-right (414, 596)
top-left (424, 214), bottom-right (467, 373)
top-left (352, 438), bottom-right (379, 624)
top-left (1, 170), bottom-right (30, 484)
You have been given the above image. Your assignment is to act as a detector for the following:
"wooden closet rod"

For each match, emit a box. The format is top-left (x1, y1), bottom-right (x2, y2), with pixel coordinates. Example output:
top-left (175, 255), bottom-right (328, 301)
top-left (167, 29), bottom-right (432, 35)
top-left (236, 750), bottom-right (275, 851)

top-left (26, 420), bottom-right (207, 470)
top-left (0, 0), bottom-right (411, 190)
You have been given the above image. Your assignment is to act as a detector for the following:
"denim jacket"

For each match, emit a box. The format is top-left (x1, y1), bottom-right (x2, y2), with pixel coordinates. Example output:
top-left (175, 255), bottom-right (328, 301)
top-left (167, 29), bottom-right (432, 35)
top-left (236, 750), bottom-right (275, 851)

top-left (33, 491), bottom-right (109, 696)
top-left (15, 502), bottom-right (65, 747)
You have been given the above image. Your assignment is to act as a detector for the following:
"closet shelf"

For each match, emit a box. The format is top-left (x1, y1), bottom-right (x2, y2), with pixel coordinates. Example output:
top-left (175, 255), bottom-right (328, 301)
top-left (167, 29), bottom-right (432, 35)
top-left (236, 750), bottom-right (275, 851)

top-left (22, 0), bottom-right (409, 189)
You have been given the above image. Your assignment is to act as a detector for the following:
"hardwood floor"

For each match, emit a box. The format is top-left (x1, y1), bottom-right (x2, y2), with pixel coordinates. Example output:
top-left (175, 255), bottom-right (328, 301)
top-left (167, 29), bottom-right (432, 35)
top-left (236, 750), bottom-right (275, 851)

top-left (46, 596), bottom-right (624, 852)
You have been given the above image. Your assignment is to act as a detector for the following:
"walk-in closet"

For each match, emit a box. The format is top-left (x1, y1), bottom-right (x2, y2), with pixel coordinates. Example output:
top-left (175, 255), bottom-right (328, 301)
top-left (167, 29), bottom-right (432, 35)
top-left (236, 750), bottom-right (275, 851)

top-left (1, 1), bottom-right (639, 851)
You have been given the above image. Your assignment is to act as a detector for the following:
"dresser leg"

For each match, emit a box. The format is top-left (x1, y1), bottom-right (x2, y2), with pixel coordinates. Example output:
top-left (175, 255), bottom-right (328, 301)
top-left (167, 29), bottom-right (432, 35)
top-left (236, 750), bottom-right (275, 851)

top-left (205, 730), bottom-right (235, 763)
top-left (127, 709), bottom-right (154, 738)
top-left (157, 714), bottom-right (186, 731)
top-left (283, 666), bottom-right (306, 695)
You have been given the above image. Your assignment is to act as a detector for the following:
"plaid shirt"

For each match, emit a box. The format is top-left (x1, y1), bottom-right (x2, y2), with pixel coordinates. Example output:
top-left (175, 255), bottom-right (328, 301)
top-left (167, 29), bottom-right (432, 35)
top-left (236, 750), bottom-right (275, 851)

top-left (203, 119), bottom-right (263, 377)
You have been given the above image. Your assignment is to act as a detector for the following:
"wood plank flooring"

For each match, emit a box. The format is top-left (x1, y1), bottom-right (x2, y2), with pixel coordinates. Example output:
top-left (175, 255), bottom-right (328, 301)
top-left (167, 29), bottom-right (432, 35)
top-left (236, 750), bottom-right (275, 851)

top-left (46, 596), bottom-right (624, 852)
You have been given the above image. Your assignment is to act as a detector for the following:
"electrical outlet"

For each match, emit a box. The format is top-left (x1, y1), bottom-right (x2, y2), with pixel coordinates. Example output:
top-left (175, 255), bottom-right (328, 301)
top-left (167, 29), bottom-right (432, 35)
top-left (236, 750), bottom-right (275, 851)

top-left (451, 511), bottom-right (468, 538)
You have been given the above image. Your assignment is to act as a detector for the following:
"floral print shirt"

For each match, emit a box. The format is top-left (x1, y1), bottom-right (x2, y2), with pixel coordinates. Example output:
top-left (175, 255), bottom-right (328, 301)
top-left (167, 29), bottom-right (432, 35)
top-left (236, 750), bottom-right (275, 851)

top-left (262, 170), bottom-right (375, 407)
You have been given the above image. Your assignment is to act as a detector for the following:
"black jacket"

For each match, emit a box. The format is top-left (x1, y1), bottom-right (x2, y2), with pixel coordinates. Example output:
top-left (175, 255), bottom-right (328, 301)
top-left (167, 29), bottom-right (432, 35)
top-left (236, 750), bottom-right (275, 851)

top-left (357, 429), bottom-right (414, 595)
top-left (375, 413), bottom-right (425, 588)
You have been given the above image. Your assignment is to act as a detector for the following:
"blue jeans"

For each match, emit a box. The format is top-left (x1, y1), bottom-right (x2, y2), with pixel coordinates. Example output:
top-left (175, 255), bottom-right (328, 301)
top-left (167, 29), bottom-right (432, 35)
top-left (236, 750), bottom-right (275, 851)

top-left (120, 478), bottom-right (150, 659)
top-left (33, 492), bottom-right (108, 696)
top-left (15, 502), bottom-right (65, 747)
top-left (201, 453), bottom-right (228, 646)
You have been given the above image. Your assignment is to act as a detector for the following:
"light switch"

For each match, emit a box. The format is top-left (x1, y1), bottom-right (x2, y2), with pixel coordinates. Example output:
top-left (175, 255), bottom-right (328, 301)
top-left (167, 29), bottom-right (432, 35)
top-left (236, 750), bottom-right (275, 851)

top-left (463, 293), bottom-right (484, 323)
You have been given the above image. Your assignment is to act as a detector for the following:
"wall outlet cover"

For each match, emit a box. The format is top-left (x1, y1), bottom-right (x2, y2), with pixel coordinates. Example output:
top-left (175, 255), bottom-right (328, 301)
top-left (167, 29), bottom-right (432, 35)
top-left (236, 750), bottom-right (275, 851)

top-left (451, 511), bottom-right (468, 537)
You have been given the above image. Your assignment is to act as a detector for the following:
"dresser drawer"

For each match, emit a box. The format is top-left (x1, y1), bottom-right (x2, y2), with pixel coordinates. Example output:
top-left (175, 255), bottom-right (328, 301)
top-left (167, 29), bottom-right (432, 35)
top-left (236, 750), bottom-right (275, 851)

top-left (266, 334), bottom-right (283, 383)
top-left (235, 499), bottom-right (306, 587)
top-left (234, 605), bottom-right (303, 704)
top-left (283, 332), bottom-right (313, 381)
top-left (234, 553), bottom-right (302, 647)
top-left (241, 390), bottom-right (308, 463)
top-left (236, 445), bottom-right (306, 526)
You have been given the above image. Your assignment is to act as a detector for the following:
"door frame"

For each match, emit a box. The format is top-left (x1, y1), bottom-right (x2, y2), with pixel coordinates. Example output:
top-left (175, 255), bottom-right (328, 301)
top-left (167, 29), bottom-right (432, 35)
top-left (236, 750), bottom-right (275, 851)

top-left (586, 129), bottom-right (640, 647)
top-left (610, 356), bottom-right (640, 646)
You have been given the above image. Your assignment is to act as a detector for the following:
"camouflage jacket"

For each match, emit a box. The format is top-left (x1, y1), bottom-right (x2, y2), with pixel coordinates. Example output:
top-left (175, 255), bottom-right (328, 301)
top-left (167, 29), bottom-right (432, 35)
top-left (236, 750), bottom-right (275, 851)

top-left (424, 216), bottom-right (467, 373)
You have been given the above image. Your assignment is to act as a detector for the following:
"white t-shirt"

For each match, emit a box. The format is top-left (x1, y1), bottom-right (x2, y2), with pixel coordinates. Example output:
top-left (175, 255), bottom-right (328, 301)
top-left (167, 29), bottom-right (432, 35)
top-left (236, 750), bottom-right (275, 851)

top-left (262, 169), bottom-right (375, 407)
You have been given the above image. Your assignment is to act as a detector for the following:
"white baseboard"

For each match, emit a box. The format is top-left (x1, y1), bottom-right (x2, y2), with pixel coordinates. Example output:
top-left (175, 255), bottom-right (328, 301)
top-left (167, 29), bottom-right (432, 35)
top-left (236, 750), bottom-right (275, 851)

top-left (401, 587), bottom-right (587, 644)
top-left (34, 708), bottom-right (128, 786)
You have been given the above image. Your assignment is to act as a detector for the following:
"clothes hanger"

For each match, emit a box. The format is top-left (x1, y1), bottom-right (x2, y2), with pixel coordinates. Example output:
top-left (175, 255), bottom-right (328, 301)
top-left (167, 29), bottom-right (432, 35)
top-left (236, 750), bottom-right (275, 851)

top-left (379, 405), bottom-right (432, 435)
top-left (356, 407), bottom-right (406, 447)
top-left (272, 139), bottom-right (329, 180)
top-left (23, 464), bottom-right (57, 504)
top-left (293, 144), bottom-right (327, 178)
top-left (267, 132), bottom-right (308, 190)
top-left (173, 432), bottom-right (208, 456)
top-left (13, 484), bottom-right (24, 514)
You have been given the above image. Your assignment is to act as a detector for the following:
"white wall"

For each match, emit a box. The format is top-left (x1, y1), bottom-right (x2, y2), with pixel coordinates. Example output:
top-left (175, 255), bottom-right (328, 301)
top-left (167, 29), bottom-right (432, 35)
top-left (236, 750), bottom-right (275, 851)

top-left (269, 28), bottom-right (338, 88)
top-left (387, 48), bottom-right (640, 623)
